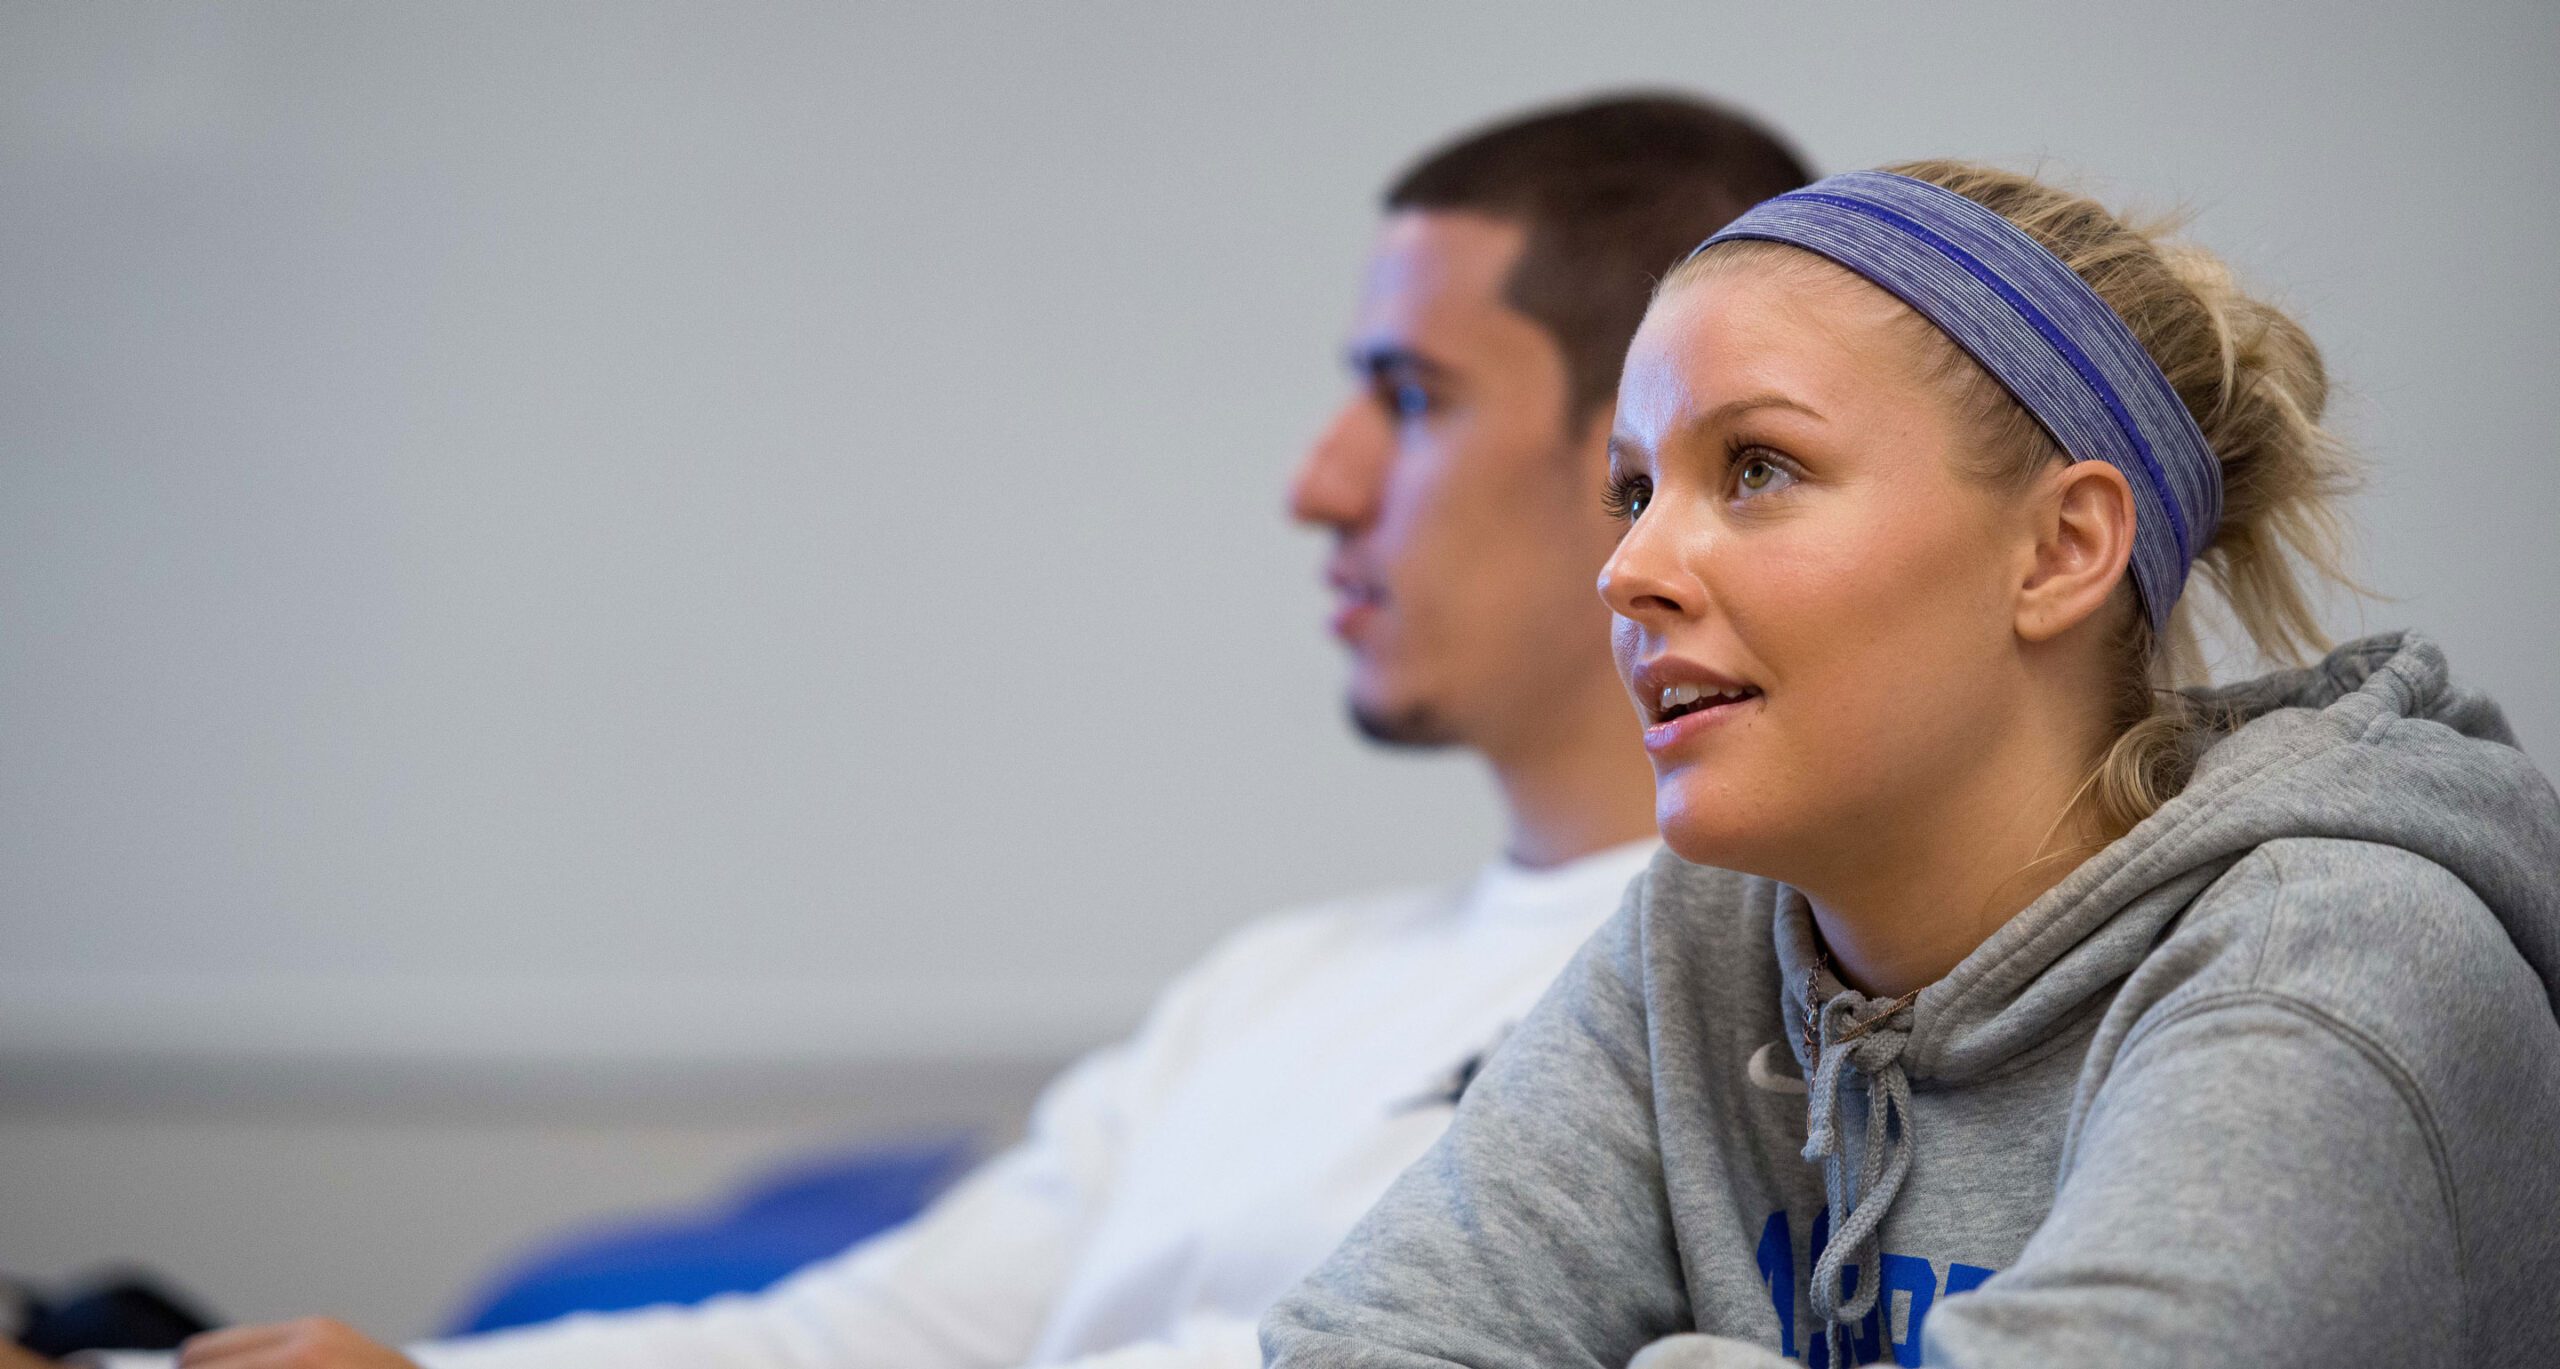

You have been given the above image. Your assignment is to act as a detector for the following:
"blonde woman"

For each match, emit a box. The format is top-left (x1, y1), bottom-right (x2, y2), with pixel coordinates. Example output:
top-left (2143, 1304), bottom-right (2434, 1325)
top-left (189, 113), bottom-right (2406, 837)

top-left (1260, 165), bottom-right (2560, 1367)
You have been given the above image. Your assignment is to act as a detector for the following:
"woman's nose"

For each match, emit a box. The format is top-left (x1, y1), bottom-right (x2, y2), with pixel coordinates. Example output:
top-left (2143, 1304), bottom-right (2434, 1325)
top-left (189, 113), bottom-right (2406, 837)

top-left (1597, 510), bottom-right (1696, 625)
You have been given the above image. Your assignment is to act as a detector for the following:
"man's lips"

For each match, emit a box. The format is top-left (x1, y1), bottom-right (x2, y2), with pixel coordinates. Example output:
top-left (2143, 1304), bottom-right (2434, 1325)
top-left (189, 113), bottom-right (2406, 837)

top-left (1325, 566), bottom-right (1386, 642)
top-left (1330, 594), bottom-right (1380, 642)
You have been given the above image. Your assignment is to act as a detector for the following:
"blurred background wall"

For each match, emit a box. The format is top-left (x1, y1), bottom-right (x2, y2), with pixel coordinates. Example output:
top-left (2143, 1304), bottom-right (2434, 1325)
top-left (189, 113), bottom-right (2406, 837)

top-left (4, 0), bottom-right (2553, 1339)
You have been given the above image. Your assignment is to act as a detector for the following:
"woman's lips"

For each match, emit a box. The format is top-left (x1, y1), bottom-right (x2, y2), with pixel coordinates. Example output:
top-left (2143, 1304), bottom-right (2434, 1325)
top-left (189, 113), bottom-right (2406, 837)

top-left (1642, 691), bottom-right (1760, 755)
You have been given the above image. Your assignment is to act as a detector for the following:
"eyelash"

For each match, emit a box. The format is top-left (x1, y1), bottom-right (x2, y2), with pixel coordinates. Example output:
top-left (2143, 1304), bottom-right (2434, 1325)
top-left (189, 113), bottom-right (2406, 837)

top-left (1602, 472), bottom-right (1650, 524)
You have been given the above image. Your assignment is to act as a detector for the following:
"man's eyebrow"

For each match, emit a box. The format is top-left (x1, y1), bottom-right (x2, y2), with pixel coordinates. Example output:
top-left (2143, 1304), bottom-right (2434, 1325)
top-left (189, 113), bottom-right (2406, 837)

top-left (1345, 343), bottom-right (1451, 382)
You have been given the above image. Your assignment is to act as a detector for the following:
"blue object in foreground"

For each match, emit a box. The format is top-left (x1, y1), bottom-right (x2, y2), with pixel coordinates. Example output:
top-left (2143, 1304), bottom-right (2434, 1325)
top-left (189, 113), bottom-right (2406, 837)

top-left (444, 1134), bottom-right (977, 1335)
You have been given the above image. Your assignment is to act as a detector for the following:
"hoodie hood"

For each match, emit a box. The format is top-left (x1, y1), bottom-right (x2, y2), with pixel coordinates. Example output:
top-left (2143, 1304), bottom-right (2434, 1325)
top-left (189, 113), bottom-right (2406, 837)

top-left (1767, 631), bottom-right (2560, 1355)
top-left (1777, 631), bottom-right (2560, 1085)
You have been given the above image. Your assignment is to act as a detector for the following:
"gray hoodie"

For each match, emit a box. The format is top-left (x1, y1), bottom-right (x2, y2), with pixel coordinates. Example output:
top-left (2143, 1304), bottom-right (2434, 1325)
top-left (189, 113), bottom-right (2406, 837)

top-left (1262, 634), bottom-right (2560, 1368)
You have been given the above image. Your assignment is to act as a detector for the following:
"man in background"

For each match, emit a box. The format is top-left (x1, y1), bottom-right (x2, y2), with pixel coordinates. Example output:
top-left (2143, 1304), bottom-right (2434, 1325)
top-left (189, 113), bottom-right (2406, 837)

top-left (34, 91), bottom-right (1809, 1369)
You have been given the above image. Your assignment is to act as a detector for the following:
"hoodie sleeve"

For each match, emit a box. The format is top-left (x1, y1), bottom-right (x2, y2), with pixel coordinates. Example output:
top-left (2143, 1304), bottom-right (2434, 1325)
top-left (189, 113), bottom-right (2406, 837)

top-left (1260, 889), bottom-right (1688, 1369)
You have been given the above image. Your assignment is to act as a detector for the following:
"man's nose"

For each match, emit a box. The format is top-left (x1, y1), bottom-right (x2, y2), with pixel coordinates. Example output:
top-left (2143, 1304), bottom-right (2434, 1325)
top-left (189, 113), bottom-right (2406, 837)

top-left (1288, 397), bottom-right (1389, 531)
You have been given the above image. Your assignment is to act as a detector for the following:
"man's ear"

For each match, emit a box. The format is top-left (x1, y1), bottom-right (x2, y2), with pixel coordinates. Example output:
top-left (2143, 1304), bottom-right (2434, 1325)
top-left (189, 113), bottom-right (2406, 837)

top-left (2016, 459), bottom-right (2138, 643)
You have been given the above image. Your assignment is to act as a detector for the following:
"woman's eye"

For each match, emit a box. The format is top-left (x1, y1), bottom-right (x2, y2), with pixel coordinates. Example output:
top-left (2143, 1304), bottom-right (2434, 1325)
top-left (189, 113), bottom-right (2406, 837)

top-left (1391, 383), bottom-right (1432, 420)
top-left (1734, 453), bottom-right (1794, 496)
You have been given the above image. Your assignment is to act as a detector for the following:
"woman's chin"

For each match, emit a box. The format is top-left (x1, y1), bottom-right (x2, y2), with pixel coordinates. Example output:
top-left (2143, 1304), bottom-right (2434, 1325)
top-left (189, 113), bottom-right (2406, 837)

top-left (1648, 788), bottom-right (1792, 885)
top-left (1656, 808), bottom-right (1772, 875)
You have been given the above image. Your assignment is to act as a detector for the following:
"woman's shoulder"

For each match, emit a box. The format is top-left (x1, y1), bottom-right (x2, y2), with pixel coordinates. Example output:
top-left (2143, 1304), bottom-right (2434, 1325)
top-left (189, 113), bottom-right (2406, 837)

top-left (2132, 836), bottom-right (2558, 1085)
top-left (2088, 835), bottom-right (2560, 1302)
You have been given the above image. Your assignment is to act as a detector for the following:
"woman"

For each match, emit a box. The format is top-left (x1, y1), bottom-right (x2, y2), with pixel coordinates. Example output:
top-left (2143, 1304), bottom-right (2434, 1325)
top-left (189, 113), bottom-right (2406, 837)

top-left (1258, 164), bottom-right (2560, 1367)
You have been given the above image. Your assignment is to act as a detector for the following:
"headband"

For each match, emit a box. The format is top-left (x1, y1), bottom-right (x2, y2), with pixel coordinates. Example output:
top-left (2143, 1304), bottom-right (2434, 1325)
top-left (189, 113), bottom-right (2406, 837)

top-left (1691, 169), bottom-right (2221, 635)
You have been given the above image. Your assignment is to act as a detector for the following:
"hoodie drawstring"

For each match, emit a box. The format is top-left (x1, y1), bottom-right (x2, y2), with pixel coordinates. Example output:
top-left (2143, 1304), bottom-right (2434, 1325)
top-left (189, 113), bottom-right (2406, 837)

top-left (1801, 985), bottom-right (1919, 1368)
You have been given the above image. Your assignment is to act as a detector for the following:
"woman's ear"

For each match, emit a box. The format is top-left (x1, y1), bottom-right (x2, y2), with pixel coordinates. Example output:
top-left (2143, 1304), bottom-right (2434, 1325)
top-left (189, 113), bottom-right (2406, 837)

top-left (2015, 459), bottom-right (2138, 643)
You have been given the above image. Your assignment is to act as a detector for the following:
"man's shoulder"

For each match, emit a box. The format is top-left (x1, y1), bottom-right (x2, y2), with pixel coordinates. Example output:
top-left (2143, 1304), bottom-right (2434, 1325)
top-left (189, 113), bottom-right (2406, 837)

top-left (1077, 877), bottom-right (1481, 1097)
top-left (1179, 878), bottom-right (1475, 991)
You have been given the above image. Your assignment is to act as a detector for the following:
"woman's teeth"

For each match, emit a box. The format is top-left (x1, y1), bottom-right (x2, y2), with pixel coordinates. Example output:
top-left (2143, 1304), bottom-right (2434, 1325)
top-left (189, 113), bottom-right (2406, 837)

top-left (1656, 682), bottom-right (1757, 720)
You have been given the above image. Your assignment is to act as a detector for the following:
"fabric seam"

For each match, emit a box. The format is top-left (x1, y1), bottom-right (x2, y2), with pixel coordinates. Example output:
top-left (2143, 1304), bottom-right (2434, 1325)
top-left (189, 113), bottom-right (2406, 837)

top-left (2112, 984), bottom-right (2467, 1297)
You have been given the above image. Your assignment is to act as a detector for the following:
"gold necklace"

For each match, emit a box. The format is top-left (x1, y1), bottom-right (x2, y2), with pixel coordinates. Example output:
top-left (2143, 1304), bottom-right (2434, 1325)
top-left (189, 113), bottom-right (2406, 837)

top-left (1801, 944), bottom-right (1923, 1074)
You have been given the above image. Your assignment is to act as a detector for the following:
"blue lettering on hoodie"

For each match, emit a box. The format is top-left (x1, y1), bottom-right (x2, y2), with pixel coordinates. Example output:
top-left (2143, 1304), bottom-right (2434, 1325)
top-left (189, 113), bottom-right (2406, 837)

top-left (1758, 1210), bottom-right (2003, 1366)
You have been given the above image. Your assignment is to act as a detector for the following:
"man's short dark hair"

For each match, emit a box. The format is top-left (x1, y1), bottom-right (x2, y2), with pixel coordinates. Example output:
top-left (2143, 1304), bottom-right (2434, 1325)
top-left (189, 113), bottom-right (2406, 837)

top-left (1386, 92), bottom-right (1813, 425)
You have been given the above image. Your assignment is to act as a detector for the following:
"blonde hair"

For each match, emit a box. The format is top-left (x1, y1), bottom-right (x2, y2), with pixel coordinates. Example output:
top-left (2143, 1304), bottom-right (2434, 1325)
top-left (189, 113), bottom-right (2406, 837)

top-left (1670, 161), bottom-right (2361, 836)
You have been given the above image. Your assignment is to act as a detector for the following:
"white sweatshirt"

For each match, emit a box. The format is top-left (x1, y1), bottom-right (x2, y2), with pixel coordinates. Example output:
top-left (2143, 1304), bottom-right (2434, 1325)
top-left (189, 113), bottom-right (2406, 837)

top-left (122, 840), bottom-right (1653, 1369)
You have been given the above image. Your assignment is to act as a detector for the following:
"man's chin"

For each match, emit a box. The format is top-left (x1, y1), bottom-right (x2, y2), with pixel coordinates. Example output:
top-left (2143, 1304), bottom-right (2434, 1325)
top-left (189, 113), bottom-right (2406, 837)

top-left (1348, 694), bottom-right (1461, 749)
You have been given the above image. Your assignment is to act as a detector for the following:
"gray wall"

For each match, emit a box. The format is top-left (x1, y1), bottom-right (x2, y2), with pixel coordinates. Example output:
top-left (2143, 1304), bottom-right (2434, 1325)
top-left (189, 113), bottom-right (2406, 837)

top-left (4, 0), bottom-right (2554, 1338)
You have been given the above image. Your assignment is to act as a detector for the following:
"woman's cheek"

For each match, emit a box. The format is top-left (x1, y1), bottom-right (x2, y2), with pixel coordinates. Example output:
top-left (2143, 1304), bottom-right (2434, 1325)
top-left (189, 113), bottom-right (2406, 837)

top-left (1726, 530), bottom-right (1878, 668)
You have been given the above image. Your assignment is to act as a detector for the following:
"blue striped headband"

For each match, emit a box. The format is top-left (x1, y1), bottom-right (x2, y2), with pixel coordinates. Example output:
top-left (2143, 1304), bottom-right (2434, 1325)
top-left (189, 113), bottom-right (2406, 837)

top-left (1691, 169), bottom-right (2221, 635)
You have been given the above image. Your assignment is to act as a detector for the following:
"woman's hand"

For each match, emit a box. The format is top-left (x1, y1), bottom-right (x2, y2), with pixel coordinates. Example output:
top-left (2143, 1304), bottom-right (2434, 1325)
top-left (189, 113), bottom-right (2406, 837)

top-left (176, 1319), bottom-right (420, 1369)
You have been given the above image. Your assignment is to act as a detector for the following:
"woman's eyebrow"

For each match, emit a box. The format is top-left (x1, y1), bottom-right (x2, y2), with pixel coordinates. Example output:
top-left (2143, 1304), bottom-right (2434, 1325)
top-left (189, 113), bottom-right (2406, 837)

top-left (1700, 392), bottom-right (1824, 427)
top-left (1613, 393), bottom-right (1825, 466)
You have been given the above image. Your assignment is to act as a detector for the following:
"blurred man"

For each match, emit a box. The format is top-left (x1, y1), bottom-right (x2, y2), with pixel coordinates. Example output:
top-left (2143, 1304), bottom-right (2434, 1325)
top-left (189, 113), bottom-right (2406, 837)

top-left (41, 92), bottom-right (1809, 1369)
